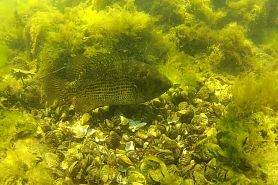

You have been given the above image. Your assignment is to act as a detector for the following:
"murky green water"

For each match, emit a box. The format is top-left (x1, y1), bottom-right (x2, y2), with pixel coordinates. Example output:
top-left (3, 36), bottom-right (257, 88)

top-left (0, 0), bottom-right (277, 184)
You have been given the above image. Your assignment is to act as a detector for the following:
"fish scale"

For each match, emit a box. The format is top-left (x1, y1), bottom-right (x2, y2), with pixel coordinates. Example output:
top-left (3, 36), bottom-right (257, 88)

top-left (39, 53), bottom-right (172, 112)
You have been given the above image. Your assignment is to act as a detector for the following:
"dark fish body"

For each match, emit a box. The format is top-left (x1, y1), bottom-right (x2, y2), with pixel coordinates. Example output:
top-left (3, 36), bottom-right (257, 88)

top-left (40, 54), bottom-right (171, 112)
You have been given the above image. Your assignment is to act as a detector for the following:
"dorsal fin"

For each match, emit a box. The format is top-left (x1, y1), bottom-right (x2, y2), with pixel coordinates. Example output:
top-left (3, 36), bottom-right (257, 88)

top-left (65, 53), bottom-right (130, 80)
top-left (37, 66), bottom-right (66, 80)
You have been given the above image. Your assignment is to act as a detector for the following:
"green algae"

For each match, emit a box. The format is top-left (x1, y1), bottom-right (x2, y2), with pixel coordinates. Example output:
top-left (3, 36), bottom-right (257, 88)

top-left (0, 0), bottom-right (277, 184)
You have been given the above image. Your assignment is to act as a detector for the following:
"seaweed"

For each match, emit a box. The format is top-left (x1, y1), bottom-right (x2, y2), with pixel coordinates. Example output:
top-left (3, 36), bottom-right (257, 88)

top-left (0, 110), bottom-right (37, 151)
top-left (33, 1), bottom-right (175, 72)
top-left (216, 23), bottom-right (254, 73)
top-left (217, 107), bottom-right (277, 183)
top-left (0, 110), bottom-right (57, 184)
top-left (187, 0), bottom-right (226, 26)
top-left (24, 10), bottom-right (62, 59)
top-left (0, 0), bottom-right (277, 184)
top-left (216, 71), bottom-right (278, 182)
top-left (232, 72), bottom-right (278, 113)
top-left (0, 44), bottom-right (10, 68)
top-left (167, 18), bottom-right (255, 74)
top-left (170, 22), bottom-right (217, 56)
top-left (0, 138), bottom-right (55, 185)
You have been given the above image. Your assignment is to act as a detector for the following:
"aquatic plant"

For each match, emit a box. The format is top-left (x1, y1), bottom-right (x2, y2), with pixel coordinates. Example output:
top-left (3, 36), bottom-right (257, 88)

top-left (0, 0), bottom-right (277, 184)
top-left (160, 52), bottom-right (201, 88)
top-left (225, 0), bottom-right (267, 26)
top-left (187, 0), bottom-right (226, 26)
top-left (0, 138), bottom-right (55, 185)
top-left (0, 110), bottom-right (57, 184)
top-left (134, 0), bottom-right (187, 29)
top-left (216, 23), bottom-right (254, 72)
top-left (216, 71), bottom-right (278, 182)
top-left (232, 72), bottom-right (278, 114)
top-left (168, 19), bottom-right (254, 74)
top-left (34, 1), bottom-right (174, 68)
top-left (24, 10), bottom-right (62, 58)
top-left (217, 107), bottom-right (277, 183)
top-left (0, 44), bottom-right (9, 68)
top-left (136, 0), bottom-right (225, 29)
top-left (170, 22), bottom-right (217, 56)
top-left (211, 0), bottom-right (278, 47)
top-left (0, 110), bottom-right (37, 150)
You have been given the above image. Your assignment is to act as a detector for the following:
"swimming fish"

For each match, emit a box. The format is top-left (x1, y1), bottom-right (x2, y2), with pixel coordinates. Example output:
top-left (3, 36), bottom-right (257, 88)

top-left (39, 53), bottom-right (172, 112)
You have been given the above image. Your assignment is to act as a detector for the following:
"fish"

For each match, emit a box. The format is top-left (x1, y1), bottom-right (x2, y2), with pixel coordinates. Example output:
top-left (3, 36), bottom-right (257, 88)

top-left (39, 53), bottom-right (172, 112)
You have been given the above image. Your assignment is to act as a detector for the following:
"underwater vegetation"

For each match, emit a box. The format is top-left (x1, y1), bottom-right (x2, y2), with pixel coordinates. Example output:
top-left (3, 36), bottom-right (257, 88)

top-left (0, 0), bottom-right (277, 184)
top-left (0, 110), bottom-right (56, 184)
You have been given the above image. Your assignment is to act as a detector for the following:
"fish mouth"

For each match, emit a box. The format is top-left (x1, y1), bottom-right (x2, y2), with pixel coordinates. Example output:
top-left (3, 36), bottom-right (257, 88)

top-left (167, 78), bottom-right (173, 89)
top-left (153, 76), bottom-right (172, 99)
top-left (162, 76), bottom-right (173, 91)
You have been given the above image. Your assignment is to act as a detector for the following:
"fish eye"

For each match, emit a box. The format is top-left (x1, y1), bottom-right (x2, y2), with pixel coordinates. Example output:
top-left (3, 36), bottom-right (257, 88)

top-left (133, 84), bottom-right (138, 90)
top-left (139, 72), bottom-right (147, 79)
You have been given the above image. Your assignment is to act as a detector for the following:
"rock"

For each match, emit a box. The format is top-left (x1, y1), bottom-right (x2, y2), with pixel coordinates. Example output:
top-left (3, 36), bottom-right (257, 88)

top-left (117, 153), bottom-right (134, 166)
top-left (81, 113), bottom-right (91, 125)
top-left (191, 113), bottom-right (208, 126)
top-left (125, 141), bottom-right (135, 151)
